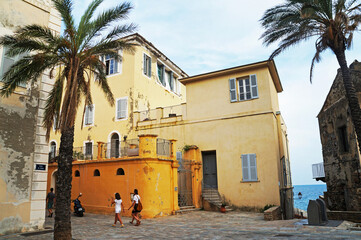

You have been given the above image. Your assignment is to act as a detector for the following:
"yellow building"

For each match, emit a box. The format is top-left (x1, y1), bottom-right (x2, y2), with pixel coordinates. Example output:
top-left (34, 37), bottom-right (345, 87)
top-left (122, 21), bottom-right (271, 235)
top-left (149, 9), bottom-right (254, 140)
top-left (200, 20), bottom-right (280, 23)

top-left (48, 34), bottom-right (292, 218)
top-left (135, 60), bottom-right (293, 218)
top-left (48, 33), bottom-right (187, 162)
top-left (0, 0), bottom-right (61, 235)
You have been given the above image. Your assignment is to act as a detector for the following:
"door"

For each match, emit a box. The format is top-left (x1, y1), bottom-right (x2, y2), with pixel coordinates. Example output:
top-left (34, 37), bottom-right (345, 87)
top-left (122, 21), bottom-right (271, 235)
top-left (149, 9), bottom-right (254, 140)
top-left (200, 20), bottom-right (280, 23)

top-left (202, 151), bottom-right (218, 188)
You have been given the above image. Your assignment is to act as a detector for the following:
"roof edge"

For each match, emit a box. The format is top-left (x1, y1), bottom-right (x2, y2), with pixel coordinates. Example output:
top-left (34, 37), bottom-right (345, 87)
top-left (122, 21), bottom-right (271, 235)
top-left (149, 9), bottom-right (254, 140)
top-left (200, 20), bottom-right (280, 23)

top-left (180, 60), bottom-right (283, 92)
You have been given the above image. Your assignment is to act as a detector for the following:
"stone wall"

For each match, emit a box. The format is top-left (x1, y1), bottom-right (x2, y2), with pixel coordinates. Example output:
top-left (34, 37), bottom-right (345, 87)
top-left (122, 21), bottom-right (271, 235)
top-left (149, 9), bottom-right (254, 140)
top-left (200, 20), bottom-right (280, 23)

top-left (317, 61), bottom-right (361, 211)
top-left (0, 0), bottom-right (60, 235)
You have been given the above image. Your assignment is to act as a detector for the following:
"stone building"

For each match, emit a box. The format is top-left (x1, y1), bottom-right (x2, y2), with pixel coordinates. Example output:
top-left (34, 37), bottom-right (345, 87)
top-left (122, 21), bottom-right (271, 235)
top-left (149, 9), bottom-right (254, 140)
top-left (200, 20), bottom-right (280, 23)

top-left (0, 0), bottom-right (60, 235)
top-left (317, 60), bottom-right (361, 211)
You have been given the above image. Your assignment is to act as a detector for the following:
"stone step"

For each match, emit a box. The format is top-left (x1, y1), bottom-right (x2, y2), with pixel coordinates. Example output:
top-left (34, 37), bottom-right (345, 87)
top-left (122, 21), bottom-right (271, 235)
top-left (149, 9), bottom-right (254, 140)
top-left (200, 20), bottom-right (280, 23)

top-left (175, 207), bottom-right (201, 214)
top-left (179, 206), bottom-right (196, 210)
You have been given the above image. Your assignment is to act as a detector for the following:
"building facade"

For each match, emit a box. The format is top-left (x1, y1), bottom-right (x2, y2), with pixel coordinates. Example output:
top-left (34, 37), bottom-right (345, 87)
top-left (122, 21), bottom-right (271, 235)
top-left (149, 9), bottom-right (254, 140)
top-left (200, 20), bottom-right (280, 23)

top-left (134, 60), bottom-right (293, 218)
top-left (317, 60), bottom-right (361, 212)
top-left (0, 0), bottom-right (61, 235)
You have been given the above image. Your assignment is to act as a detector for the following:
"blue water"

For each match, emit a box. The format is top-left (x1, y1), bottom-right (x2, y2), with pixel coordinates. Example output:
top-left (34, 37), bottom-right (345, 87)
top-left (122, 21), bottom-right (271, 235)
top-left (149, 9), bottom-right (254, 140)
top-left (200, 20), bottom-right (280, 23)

top-left (293, 184), bottom-right (327, 211)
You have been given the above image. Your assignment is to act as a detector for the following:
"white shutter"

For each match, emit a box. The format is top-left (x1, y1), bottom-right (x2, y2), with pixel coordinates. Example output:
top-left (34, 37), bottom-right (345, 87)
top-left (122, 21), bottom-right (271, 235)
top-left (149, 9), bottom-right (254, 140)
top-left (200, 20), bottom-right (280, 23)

top-left (116, 99), bottom-right (122, 119)
top-left (143, 54), bottom-right (147, 75)
top-left (250, 74), bottom-right (258, 99)
top-left (85, 106), bottom-right (89, 124)
top-left (117, 98), bottom-right (127, 119)
top-left (229, 78), bottom-right (237, 102)
top-left (249, 154), bottom-right (257, 181)
top-left (176, 151), bottom-right (182, 161)
top-left (120, 99), bottom-right (127, 118)
top-left (87, 105), bottom-right (94, 124)
top-left (241, 154), bottom-right (249, 181)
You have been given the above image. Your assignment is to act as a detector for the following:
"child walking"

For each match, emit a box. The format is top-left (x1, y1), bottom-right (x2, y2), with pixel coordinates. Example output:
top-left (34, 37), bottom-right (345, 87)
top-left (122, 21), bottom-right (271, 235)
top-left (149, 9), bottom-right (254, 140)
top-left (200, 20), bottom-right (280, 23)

top-left (111, 193), bottom-right (125, 227)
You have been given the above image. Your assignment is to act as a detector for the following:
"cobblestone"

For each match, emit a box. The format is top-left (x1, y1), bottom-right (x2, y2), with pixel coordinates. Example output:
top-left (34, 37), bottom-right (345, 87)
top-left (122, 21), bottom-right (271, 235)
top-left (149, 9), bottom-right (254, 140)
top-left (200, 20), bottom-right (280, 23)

top-left (1, 211), bottom-right (361, 239)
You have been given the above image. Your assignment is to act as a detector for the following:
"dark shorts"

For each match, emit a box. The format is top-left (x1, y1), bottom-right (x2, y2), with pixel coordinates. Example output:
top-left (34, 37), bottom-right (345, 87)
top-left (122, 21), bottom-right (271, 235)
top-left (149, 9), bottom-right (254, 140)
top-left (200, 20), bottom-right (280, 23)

top-left (47, 202), bottom-right (53, 209)
top-left (132, 204), bottom-right (140, 213)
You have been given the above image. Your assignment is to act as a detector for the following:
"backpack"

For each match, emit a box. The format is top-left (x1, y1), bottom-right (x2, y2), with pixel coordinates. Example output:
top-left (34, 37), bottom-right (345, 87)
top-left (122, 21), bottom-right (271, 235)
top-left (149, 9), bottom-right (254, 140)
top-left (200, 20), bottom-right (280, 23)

top-left (137, 200), bottom-right (143, 211)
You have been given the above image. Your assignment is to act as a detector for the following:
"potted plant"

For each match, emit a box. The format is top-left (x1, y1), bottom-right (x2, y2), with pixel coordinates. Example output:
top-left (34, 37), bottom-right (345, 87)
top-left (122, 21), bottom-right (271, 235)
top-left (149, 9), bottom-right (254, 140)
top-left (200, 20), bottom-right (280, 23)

top-left (220, 204), bottom-right (226, 213)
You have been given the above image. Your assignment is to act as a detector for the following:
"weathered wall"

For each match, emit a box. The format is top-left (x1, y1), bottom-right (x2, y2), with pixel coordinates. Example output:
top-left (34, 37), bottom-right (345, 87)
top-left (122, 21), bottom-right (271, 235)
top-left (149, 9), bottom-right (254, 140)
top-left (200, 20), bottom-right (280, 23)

top-left (0, 0), bottom-right (61, 235)
top-left (135, 62), bottom-right (290, 210)
top-left (318, 60), bottom-right (361, 211)
top-left (0, 91), bottom-right (37, 234)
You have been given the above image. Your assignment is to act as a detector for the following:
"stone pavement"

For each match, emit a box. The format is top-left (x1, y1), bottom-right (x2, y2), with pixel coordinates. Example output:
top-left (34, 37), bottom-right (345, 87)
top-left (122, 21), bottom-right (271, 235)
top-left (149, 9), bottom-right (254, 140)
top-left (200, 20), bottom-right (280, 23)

top-left (1, 211), bottom-right (361, 239)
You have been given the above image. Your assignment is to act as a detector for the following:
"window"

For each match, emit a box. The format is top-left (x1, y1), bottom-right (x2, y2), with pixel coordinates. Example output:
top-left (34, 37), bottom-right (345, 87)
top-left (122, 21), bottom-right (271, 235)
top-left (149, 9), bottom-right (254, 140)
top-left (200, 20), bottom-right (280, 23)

top-left (101, 53), bottom-right (120, 76)
top-left (166, 71), bottom-right (174, 91)
top-left (1, 47), bottom-right (26, 87)
top-left (229, 74), bottom-right (258, 102)
top-left (338, 125), bottom-right (349, 153)
top-left (116, 168), bottom-right (125, 175)
top-left (116, 98), bottom-right (127, 120)
top-left (85, 142), bottom-right (93, 159)
top-left (84, 105), bottom-right (94, 125)
top-left (75, 170), bottom-right (80, 177)
top-left (157, 63), bottom-right (165, 86)
top-left (49, 142), bottom-right (57, 159)
top-left (143, 53), bottom-right (151, 77)
top-left (94, 169), bottom-right (100, 176)
top-left (241, 154), bottom-right (258, 182)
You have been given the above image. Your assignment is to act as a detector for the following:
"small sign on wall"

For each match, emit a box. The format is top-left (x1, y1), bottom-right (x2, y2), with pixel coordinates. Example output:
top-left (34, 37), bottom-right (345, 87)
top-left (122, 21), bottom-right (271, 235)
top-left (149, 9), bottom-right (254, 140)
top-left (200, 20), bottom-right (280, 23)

top-left (35, 164), bottom-right (46, 171)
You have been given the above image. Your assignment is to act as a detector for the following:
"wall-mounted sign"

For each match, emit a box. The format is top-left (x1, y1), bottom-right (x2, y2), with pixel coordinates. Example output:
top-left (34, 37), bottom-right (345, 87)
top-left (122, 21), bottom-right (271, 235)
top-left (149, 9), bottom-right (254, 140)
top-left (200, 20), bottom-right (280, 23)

top-left (35, 164), bottom-right (46, 171)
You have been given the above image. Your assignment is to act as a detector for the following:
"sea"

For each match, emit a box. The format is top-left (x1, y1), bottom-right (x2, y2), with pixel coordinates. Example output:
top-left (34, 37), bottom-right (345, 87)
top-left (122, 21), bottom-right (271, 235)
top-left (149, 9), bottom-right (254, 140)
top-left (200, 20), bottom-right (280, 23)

top-left (293, 184), bottom-right (327, 211)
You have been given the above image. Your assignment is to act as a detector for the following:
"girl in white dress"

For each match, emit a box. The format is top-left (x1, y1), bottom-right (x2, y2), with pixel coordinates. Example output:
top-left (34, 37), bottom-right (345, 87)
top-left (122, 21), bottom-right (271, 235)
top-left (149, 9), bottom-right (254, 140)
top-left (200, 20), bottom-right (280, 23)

top-left (128, 189), bottom-right (142, 226)
top-left (111, 193), bottom-right (125, 227)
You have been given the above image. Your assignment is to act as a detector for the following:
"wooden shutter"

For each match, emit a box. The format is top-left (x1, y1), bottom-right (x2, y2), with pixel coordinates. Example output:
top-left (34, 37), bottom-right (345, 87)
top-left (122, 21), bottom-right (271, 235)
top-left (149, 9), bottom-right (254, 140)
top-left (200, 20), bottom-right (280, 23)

top-left (241, 154), bottom-right (249, 181)
top-left (176, 151), bottom-right (182, 161)
top-left (250, 74), bottom-right (258, 98)
top-left (117, 98), bottom-right (127, 119)
top-left (147, 56), bottom-right (151, 77)
top-left (249, 154), bottom-right (257, 181)
top-left (85, 106), bottom-right (89, 124)
top-left (143, 54), bottom-right (147, 75)
top-left (87, 105), bottom-right (94, 124)
top-left (229, 78), bottom-right (237, 102)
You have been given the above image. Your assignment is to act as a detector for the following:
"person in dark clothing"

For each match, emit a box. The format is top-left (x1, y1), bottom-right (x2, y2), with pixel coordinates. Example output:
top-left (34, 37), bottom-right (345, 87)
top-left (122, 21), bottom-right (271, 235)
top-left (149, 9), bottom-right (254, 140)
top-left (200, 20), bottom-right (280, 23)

top-left (46, 188), bottom-right (55, 217)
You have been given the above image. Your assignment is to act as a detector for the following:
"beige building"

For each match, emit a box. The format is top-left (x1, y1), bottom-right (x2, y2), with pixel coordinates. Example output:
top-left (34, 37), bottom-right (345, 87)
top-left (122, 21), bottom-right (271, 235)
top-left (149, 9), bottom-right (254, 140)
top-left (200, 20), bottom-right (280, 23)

top-left (134, 60), bottom-right (293, 218)
top-left (0, 0), bottom-right (60, 235)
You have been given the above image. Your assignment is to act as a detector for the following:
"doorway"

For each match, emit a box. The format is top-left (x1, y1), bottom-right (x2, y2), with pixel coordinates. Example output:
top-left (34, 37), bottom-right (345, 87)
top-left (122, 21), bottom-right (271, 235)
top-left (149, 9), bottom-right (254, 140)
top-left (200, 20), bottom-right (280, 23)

top-left (202, 151), bottom-right (218, 188)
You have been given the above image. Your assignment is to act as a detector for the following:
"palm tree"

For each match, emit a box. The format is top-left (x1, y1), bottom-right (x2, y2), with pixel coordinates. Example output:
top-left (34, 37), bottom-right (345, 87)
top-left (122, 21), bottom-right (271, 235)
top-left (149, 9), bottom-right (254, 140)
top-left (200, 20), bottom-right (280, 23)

top-left (0, 0), bottom-right (136, 239)
top-left (260, 0), bottom-right (361, 158)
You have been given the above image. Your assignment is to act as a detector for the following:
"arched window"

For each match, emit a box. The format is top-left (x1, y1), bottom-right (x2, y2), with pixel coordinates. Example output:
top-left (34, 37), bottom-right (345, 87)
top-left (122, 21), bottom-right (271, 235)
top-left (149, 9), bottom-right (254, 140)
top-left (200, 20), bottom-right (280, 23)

top-left (49, 141), bottom-right (57, 159)
top-left (74, 170), bottom-right (80, 177)
top-left (110, 133), bottom-right (120, 158)
top-left (116, 168), bottom-right (125, 175)
top-left (94, 169), bottom-right (100, 176)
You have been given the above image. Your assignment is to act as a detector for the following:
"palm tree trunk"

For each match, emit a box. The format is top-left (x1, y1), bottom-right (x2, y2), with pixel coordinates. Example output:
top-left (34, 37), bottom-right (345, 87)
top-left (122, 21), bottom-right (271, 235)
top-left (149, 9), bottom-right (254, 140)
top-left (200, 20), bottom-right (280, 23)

top-left (334, 49), bottom-right (361, 164)
top-left (54, 126), bottom-right (74, 240)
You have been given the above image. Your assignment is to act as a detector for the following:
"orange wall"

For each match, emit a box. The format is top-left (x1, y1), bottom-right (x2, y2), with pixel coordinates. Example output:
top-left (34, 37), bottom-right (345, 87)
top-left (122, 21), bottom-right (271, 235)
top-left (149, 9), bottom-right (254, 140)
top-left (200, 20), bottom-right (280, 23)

top-left (47, 157), bottom-right (178, 218)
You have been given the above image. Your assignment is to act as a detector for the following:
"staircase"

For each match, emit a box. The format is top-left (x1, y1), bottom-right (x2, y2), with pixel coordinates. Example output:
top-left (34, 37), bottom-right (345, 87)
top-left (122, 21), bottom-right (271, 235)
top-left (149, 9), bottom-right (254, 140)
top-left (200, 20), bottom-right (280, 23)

top-left (175, 205), bottom-right (201, 214)
top-left (202, 188), bottom-right (233, 212)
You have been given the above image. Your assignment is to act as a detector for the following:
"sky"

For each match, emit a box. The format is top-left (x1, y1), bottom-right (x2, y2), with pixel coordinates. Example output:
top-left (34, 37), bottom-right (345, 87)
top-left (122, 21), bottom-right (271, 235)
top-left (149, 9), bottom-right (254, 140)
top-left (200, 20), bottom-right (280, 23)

top-left (72, 0), bottom-right (361, 185)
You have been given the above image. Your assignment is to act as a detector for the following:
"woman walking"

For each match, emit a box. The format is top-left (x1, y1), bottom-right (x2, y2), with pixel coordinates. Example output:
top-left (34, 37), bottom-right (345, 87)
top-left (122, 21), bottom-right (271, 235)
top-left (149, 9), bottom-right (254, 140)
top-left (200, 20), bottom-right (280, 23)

top-left (111, 193), bottom-right (125, 227)
top-left (128, 189), bottom-right (142, 226)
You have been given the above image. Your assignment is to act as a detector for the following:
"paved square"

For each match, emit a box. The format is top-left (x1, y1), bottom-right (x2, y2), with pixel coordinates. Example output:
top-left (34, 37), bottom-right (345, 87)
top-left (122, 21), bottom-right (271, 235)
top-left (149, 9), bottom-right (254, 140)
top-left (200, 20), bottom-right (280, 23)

top-left (1, 211), bottom-right (361, 239)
